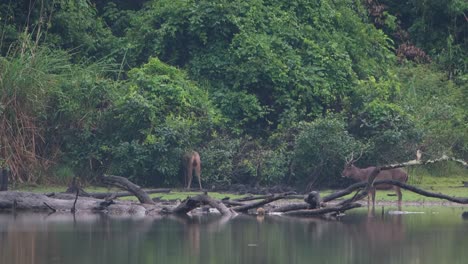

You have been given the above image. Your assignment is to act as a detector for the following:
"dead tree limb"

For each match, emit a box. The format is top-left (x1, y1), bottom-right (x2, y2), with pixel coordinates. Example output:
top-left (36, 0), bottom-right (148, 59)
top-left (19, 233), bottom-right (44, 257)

top-left (71, 189), bottom-right (79, 213)
top-left (65, 177), bottom-right (90, 197)
top-left (270, 192), bottom-right (323, 213)
top-left (374, 179), bottom-right (468, 204)
top-left (0, 191), bottom-right (148, 216)
top-left (271, 203), bottom-right (310, 213)
top-left (43, 202), bottom-right (56, 212)
top-left (283, 203), bottom-right (362, 217)
top-left (321, 182), bottom-right (367, 203)
top-left (101, 174), bottom-right (155, 205)
top-left (86, 189), bottom-right (171, 199)
top-left (232, 192), bottom-right (295, 213)
top-left (325, 180), bottom-right (468, 205)
top-left (380, 155), bottom-right (467, 170)
top-left (171, 194), bottom-right (236, 216)
top-left (232, 195), bottom-right (272, 202)
top-left (221, 198), bottom-right (245, 207)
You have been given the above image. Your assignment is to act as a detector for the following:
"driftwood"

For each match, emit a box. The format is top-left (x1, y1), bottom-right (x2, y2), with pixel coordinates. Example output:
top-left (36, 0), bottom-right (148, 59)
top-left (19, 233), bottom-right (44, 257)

top-left (101, 174), bottom-right (155, 205)
top-left (271, 191), bottom-right (321, 213)
top-left (171, 194), bottom-right (237, 216)
top-left (283, 203), bottom-right (362, 217)
top-left (379, 155), bottom-right (467, 170)
top-left (232, 195), bottom-right (273, 202)
top-left (322, 179), bottom-right (468, 205)
top-left (221, 198), bottom-right (245, 207)
top-left (86, 189), bottom-right (171, 199)
top-left (232, 192), bottom-right (295, 213)
top-left (374, 180), bottom-right (468, 204)
top-left (0, 191), bottom-right (147, 216)
top-left (271, 203), bottom-right (310, 213)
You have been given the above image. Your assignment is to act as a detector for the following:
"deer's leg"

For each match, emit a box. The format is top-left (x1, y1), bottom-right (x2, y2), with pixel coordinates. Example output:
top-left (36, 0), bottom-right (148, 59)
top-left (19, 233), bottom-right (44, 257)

top-left (195, 164), bottom-right (202, 190)
top-left (187, 165), bottom-right (193, 190)
top-left (370, 188), bottom-right (376, 208)
top-left (396, 186), bottom-right (403, 207)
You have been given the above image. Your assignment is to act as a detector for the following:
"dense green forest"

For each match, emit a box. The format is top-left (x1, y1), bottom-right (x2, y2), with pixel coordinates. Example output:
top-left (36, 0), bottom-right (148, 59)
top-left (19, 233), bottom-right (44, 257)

top-left (0, 0), bottom-right (466, 189)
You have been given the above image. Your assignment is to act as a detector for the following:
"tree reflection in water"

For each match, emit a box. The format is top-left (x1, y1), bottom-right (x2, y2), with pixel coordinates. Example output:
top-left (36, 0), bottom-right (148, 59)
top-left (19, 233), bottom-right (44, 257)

top-left (0, 208), bottom-right (467, 264)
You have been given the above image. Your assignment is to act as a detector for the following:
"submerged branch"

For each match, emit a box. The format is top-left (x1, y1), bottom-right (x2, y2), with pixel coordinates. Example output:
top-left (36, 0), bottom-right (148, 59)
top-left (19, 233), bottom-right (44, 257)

top-left (283, 203), bottom-right (361, 217)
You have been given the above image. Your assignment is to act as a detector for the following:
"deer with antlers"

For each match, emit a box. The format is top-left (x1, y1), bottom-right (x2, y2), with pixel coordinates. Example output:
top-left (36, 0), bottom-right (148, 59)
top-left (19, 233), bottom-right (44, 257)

top-left (342, 152), bottom-right (408, 207)
top-left (183, 151), bottom-right (202, 190)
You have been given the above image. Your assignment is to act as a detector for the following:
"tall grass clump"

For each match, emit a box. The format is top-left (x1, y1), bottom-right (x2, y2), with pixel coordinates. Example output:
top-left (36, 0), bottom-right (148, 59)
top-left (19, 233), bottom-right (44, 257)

top-left (0, 38), bottom-right (112, 183)
top-left (0, 42), bottom-right (66, 182)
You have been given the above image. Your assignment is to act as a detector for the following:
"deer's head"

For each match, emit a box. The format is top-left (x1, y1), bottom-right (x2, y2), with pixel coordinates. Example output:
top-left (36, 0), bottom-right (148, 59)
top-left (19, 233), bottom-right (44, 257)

top-left (342, 151), bottom-right (362, 178)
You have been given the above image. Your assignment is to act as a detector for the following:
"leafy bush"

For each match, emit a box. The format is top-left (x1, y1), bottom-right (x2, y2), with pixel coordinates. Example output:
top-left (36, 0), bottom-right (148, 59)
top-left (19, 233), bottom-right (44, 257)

top-left (346, 75), bottom-right (422, 164)
top-left (396, 65), bottom-right (467, 159)
top-left (293, 117), bottom-right (363, 189)
top-left (97, 58), bottom-right (222, 186)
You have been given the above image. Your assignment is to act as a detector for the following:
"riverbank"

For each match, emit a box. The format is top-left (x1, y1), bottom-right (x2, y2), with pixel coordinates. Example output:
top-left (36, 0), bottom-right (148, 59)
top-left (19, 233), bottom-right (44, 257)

top-left (8, 175), bottom-right (468, 206)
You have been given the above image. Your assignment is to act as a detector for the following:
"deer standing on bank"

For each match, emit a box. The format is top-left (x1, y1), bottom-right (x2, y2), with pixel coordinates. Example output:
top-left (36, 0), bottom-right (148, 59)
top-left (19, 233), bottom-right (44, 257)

top-left (183, 151), bottom-right (202, 190)
top-left (342, 154), bottom-right (408, 207)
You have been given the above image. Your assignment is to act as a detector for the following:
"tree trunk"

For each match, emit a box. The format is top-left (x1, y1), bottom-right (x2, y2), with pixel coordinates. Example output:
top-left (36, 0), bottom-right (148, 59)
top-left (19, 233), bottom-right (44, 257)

top-left (0, 169), bottom-right (7, 191)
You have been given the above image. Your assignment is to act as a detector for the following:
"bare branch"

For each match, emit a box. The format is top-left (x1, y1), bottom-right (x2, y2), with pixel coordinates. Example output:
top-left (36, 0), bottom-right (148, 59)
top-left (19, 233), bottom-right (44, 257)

top-left (283, 203), bottom-right (361, 217)
top-left (232, 192), bottom-right (295, 213)
top-left (324, 180), bottom-right (468, 204)
top-left (101, 174), bottom-right (155, 205)
top-left (380, 155), bottom-right (467, 170)
top-left (171, 194), bottom-right (236, 216)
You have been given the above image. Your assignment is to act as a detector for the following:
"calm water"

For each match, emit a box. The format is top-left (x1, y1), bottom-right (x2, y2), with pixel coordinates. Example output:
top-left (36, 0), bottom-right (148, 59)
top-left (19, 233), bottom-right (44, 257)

top-left (0, 206), bottom-right (467, 264)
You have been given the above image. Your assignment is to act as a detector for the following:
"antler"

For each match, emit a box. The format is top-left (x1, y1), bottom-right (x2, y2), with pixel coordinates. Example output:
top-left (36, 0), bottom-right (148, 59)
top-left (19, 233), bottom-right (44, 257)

top-left (345, 152), bottom-right (354, 165)
top-left (345, 149), bottom-right (364, 165)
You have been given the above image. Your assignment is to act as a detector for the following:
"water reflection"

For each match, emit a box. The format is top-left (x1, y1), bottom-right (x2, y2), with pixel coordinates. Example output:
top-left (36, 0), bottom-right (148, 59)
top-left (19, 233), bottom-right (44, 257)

top-left (0, 207), bottom-right (467, 264)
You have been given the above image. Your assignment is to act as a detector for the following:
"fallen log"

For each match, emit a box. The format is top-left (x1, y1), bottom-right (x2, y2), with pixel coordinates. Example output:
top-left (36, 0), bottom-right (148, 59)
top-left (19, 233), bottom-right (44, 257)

top-left (271, 192), bottom-right (322, 213)
top-left (374, 179), bottom-right (468, 204)
top-left (271, 203), bottom-right (310, 213)
top-left (379, 155), bottom-right (467, 170)
top-left (0, 191), bottom-right (148, 216)
top-left (325, 179), bottom-right (468, 205)
top-left (86, 189), bottom-right (171, 199)
top-left (221, 198), bottom-right (245, 207)
top-left (283, 203), bottom-right (362, 217)
top-left (232, 195), bottom-right (272, 202)
top-left (101, 174), bottom-right (155, 205)
top-left (232, 192), bottom-right (295, 213)
top-left (171, 194), bottom-right (237, 216)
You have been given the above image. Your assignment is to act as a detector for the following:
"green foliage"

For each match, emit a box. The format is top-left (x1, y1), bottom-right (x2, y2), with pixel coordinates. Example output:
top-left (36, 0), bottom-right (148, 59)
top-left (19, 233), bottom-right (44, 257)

top-left (396, 65), bottom-right (467, 159)
top-left (199, 133), bottom-right (293, 186)
top-left (200, 136), bottom-right (240, 186)
top-left (293, 117), bottom-right (363, 188)
top-left (347, 75), bottom-right (422, 163)
top-left (380, 0), bottom-right (468, 76)
top-left (99, 58), bottom-right (222, 186)
top-left (0, 45), bottom-right (69, 181)
top-left (48, 72), bottom-right (118, 179)
top-left (127, 0), bottom-right (395, 134)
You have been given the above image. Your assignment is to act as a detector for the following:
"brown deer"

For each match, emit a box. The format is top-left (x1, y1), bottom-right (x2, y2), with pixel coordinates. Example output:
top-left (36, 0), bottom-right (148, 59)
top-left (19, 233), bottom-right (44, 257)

top-left (183, 151), bottom-right (202, 190)
top-left (342, 154), bottom-right (408, 207)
